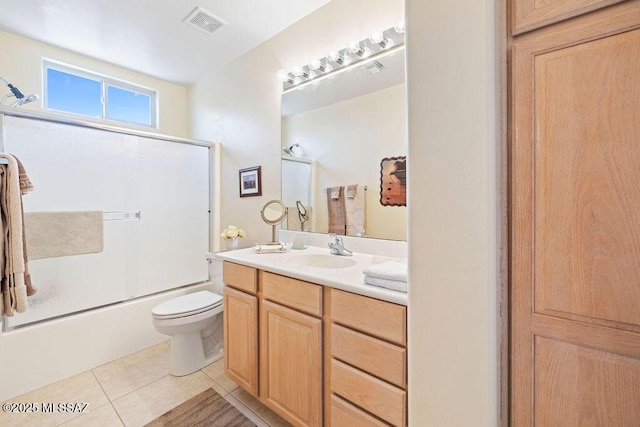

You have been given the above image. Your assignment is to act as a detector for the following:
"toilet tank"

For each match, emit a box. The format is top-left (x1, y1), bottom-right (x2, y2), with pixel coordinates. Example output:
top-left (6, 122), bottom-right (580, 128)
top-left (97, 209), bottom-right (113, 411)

top-left (207, 254), bottom-right (224, 294)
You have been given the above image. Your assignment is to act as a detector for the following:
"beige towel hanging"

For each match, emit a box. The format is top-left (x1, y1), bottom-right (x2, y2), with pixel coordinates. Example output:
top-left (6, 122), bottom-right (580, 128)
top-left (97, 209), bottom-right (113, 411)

top-left (345, 184), bottom-right (366, 237)
top-left (327, 186), bottom-right (346, 235)
top-left (0, 153), bottom-right (30, 316)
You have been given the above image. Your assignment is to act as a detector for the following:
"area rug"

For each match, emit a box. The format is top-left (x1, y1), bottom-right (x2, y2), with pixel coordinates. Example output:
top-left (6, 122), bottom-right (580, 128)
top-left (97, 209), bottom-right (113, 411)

top-left (145, 388), bottom-right (256, 427)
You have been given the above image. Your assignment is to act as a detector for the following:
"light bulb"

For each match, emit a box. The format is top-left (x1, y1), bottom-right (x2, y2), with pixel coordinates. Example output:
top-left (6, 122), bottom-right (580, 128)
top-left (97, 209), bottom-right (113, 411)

top-left (309, 59), bottom-right (323, 71)
top-left (328, 50), bottom-right (341, 63)
top-left (308, 70), bottom-right (318, 80)
top-left (347, 41), bottom-right (362, 55)
top-left (324, 63), bottom-right (334, 73)
top-left (369, 31), bottom-right (384, 44)
top-left (293, 76), bottom-right (303, 85)
top-left (382, 38), bottom-right (395, 49)
top-left (360, 47), bottom-right (372, 58)
top-left (292, 66), bottom-right (306, 77)
top-left (394, 21), bottom-right (406, 34)
top-left (277, 69), bottom-right (290, 82)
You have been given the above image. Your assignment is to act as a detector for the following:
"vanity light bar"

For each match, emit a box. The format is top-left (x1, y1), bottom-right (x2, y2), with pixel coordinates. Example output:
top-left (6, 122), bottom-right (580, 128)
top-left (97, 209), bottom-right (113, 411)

top-left (278, 24), bottom-right (405, 92)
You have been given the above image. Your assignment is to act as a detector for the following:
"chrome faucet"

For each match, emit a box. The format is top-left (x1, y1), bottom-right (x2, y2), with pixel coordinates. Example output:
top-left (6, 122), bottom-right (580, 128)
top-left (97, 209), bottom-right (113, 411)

top-left (328, 234), bottom-right (353, 256)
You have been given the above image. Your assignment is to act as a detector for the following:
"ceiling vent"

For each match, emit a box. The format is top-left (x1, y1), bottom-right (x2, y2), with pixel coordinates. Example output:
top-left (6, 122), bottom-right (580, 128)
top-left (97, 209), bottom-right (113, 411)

top-left (183, 7), bottom-right (226, 35)
top-left (361, 60), bottom-right (385, 75)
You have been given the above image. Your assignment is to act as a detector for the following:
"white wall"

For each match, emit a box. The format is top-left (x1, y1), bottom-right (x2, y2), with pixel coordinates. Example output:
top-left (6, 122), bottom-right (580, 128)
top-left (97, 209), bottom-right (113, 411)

top-left (188, 0), bottom-right (404, 247)
top-left (282, 84), bottom-right (407, 241)
top-left (0, 30), bottom-right (188, 137)
top-left (406, 0), bottom-right (498, 426)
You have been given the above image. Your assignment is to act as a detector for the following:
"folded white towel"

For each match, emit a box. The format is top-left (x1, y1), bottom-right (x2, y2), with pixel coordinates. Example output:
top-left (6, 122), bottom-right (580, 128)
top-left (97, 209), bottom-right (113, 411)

top-left (364, 276), bottom-right (407, 293)
top-left (254, 244), bottom-right (288, 254)
top-left (362, 260), bottom-right (407, 282)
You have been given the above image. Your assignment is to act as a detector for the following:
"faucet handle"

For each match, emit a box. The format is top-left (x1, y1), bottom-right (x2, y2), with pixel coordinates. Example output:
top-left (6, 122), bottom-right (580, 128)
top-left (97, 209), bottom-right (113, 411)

top-left (329, 234), bottom-right (342, 244)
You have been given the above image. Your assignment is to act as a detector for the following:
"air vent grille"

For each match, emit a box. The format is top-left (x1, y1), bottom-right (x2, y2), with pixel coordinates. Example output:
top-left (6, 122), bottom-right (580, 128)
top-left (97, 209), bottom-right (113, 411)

top-left (184, 7), bottom-right (226, 34)
top-left (362, 60), bottom-right (384, 75)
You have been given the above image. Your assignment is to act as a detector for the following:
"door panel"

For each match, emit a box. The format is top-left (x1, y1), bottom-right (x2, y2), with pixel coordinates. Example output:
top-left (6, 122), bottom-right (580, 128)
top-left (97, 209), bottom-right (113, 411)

top-left (534, 336), bottom-right (640, 426)
top-left (223, 286), bottom-right (258, 396)
top-left (511, 3), bottom-right (640, 425)
top-left (512, 0), bottom-right (624, 35)
top-left (260, 300), bottom-right (322, 427)
top-left (533, 27), bottom-right (640, 332)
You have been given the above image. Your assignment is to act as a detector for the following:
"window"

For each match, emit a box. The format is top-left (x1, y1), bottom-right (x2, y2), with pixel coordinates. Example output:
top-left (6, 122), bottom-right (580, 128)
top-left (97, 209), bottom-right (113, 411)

top-left (44, 60), bottom-right (157, 128)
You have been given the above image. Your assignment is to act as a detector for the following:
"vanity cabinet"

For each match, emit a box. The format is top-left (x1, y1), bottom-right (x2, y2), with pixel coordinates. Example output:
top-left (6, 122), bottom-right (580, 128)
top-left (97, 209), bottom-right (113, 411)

top-left (328, 289), bottom-right (407, 426)
top-left (222, 261), bottom-right (408, 427)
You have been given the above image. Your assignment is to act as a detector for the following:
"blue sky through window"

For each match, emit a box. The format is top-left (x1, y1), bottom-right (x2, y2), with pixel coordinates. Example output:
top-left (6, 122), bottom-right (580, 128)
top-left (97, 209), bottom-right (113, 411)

top-left (106, 86), bottom-right (151, 126)
top-left (44, 63), bottom-right (156, 128)
top-left (47, 68), bottom-right (102, 117)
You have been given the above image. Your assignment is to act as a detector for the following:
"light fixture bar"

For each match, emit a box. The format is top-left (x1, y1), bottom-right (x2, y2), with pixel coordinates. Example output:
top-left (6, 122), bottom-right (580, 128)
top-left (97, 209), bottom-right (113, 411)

top-left (278, 24), bottom-right (405, 92)
top-left (282, 44), bottom-right (405, 95)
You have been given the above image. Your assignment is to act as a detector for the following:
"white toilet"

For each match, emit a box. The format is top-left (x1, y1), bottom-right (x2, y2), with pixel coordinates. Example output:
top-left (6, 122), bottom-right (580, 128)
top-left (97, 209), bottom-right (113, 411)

top-left (152, 256), bottom-right (225, 376)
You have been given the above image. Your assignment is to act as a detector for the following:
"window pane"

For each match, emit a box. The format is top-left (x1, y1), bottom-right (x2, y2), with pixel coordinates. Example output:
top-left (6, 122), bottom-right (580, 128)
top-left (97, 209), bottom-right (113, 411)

top-left (46, 68), bottom-right (103, 118)
top-left (106, 85), bottom-right (151, 126)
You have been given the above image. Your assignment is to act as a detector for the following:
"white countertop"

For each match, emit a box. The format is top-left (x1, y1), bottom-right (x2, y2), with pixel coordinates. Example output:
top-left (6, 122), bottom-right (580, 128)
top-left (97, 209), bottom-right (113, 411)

top-left (214, 245), bottom-right (408, 306)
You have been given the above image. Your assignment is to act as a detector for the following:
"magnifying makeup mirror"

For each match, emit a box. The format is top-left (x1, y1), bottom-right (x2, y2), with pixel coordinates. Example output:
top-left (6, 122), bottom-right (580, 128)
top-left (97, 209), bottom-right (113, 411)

top-left (260, 200), bottom-right (287, 244)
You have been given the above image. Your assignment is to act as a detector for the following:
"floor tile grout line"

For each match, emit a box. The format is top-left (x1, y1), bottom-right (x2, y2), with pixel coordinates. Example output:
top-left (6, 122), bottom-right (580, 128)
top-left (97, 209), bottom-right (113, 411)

top-left (88, 370), bottom-right (127, 427)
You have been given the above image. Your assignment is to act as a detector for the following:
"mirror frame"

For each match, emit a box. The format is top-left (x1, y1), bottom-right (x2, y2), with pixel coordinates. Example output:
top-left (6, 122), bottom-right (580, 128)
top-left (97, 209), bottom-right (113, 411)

top-left (260, 200), bottom-right (287, 244)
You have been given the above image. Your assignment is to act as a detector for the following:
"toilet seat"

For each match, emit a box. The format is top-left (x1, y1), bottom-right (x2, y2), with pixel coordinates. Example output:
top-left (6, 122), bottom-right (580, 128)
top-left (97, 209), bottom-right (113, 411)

top-left (152, 291), bottom-right (223, 319)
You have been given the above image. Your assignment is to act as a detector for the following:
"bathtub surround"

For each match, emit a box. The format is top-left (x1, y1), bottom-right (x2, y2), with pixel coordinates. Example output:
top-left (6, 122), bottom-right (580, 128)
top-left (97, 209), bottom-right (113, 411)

top-left (24, 211), bottom-right (104, 259)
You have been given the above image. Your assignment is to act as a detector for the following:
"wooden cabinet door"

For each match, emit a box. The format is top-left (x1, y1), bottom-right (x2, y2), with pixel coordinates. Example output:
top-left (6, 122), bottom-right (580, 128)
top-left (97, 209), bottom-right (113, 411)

top-left (223, 286), bottom-right (258, 396)
top-left (260, 300), bottom-right (322, 427)
top-left (511, 3), bottom-right (640, 426)
top-left (511, 0), bottom-right (626, 35)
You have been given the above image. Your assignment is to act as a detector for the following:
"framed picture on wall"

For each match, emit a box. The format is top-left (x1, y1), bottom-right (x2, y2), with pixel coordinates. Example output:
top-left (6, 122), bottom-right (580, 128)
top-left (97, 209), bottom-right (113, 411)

top-left (380, 156), bottom-right (406, 206)
top-left (239, 166), bottom-right (262, 197)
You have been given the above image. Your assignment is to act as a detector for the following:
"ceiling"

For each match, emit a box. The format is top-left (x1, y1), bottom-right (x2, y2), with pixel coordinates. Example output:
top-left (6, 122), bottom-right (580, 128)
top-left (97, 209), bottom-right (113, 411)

top-left (0, 0), bottom-right (331, 85)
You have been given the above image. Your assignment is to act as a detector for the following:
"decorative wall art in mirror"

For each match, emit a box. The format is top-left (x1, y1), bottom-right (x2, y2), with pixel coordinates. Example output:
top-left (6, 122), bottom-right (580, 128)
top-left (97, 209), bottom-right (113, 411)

top-left (380, 156), bottom-right (406, 206)
top-left (281, 26), bottom-right (407, 241)
top-left (239, 166), bottom-right (262, 197)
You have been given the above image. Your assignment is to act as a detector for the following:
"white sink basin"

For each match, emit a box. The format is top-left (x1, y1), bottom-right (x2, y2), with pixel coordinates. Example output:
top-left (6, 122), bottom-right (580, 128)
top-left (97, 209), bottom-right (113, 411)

top-left (288, 254), bottom-right (357, 269)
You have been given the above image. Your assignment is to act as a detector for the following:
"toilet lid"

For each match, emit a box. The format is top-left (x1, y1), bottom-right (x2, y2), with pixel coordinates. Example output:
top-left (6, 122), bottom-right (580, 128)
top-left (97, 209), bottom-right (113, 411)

top-left (152, 291), bottom-right (223, 317)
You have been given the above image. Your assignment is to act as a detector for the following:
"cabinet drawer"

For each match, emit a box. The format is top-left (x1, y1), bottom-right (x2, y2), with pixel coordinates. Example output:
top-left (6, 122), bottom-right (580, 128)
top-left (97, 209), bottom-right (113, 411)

top-left (331, 359), bottom-right (406, 427)
top-left (330, 289), bottom-right (406, 345)
top-left (332, 324), bottom-right (406, 389)
top-left (331, 394), bottom-right (390, 427)
top-left (261, 271), bottom-right (322, 317)
top-left (223, 262), bottom-right (257, 294)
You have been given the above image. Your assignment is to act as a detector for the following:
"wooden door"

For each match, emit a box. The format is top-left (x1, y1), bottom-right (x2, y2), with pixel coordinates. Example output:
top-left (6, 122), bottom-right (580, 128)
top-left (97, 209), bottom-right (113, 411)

top-left (511, 3), bottom-right (640, 425)
top-left (223, 286), bottom-right (258, 396)
top-left (260, 300), bottom-right (322, 427)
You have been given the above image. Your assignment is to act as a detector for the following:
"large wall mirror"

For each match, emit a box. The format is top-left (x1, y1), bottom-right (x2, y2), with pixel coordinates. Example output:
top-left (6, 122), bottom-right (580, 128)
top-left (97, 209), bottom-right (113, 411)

top-left (281, 47), bottom-right (407, 241)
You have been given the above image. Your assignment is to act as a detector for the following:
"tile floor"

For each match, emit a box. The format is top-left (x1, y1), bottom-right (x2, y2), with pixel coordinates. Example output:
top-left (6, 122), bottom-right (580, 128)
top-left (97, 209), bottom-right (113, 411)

top-left (0, 342), bottom-right (291, 427)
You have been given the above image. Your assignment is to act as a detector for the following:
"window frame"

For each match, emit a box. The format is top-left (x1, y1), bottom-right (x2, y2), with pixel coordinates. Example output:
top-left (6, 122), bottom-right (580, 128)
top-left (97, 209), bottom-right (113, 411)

top-left (43, 59), bottom-right (158, 129)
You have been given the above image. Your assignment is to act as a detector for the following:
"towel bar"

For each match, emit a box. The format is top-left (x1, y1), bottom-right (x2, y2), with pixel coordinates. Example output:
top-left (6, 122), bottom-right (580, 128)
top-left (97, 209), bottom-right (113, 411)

top-left (324, 185), bottom-right (367, 191)
top-left (103, 210), bottom-right (141, 221)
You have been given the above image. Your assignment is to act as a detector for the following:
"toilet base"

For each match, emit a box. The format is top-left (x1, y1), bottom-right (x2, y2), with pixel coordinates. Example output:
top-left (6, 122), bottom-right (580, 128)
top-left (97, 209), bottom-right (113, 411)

top-left (168, 331), bottom-right (222, 376)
